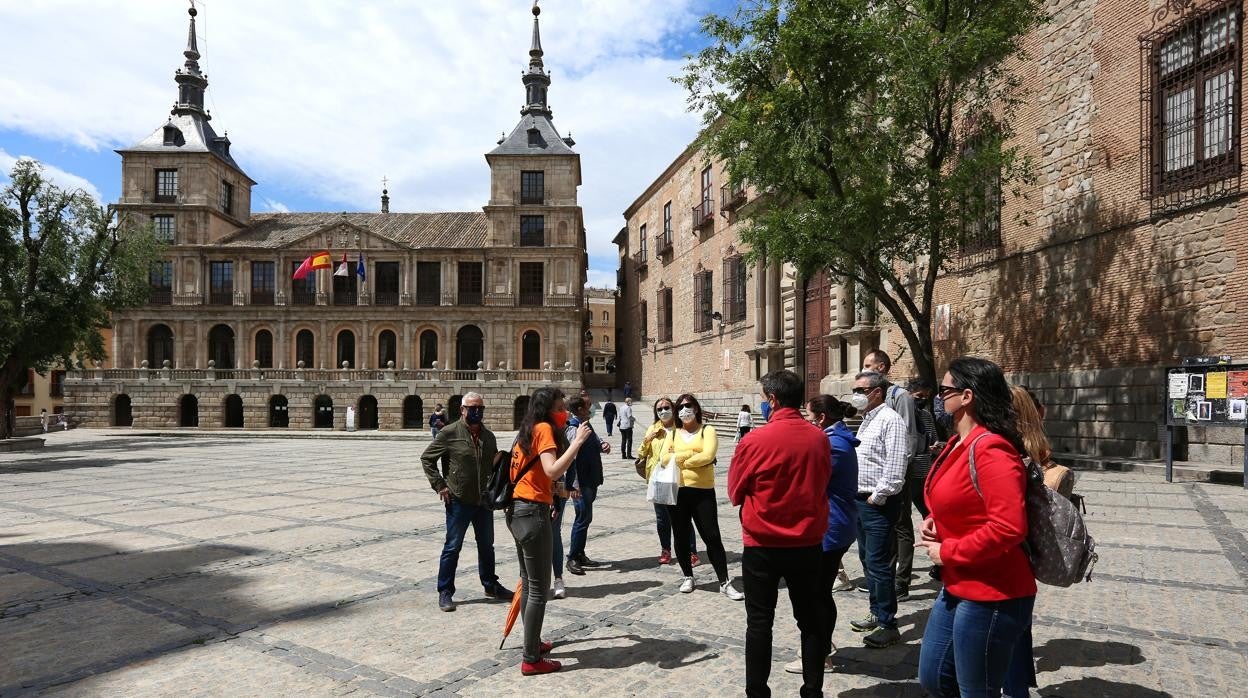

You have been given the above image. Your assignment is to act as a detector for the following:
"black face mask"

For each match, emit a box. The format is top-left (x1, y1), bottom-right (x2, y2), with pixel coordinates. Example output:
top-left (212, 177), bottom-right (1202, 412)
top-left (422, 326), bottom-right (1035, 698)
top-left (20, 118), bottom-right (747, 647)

top-left (464, 406), bottom-right (484, 425)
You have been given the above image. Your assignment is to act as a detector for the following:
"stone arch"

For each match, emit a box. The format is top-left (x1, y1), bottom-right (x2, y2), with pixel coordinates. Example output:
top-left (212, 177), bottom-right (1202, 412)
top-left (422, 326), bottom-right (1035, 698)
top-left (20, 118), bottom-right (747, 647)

top-left (113, 394), bottom-right (133, 427)
top-left (253, 328), bottom-right (274, 368)
top-left (269, 394), bottom-right (289, 428)
top-left (357, 395), bottom-right (379, 430)
top-left (179, 394), bottom-right (199, 427)
top-left (376, 328), bottom-right (398, 368)
top-left (402, 395), bottom-right (423, 429)
top-left (294, 327), bottom-right (316, 368)
top-left (521, 330), bottom-right (542, 370)
top-left (417, 327), bottom-right (441, 368)
top-left (455, 325), bottom-right (484, 371)
top-left (224, 394), bottom-right (244, 428)
top-left (207, 324), bottom-right (236, 369)
top-left (336, 329), bottom-right (356, 368)
top-left (557, 219), bottom-right (569, 245)
top-left (313, 394), bottom-right (334, 429)
top-left (147, 324), bottom-right (174, 368)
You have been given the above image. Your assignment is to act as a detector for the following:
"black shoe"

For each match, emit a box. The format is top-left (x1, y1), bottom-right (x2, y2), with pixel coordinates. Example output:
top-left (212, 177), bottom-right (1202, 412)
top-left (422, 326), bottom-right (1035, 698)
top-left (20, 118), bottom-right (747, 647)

top-left (863, 625), bottom-right (901, 648)
top-left (438, 591), bottom-right (456, 612)
top-left (895, 588), bottom-right (911, 603)
top-left (577, 554), bottom-right (603, 567)
top-left (484, 583), bottom-right (513, 600)
top-left (567, 558), bottom-right (585, 576)
top-left (850, 615), bottom-right (878, 632)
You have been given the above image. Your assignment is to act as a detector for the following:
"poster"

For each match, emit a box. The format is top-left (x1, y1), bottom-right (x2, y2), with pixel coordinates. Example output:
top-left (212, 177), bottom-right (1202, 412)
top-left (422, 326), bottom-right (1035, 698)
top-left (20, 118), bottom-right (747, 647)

top-left (1228, 371), bottom-right (1248, 398)
top-left (1230, 400), bottom-right (1247, 421)
top-left (1206, 372), bottom-right (1228, 399)
top-left (934, 303), bottom-right (951, 341)
top-left (1171, 399), bottom-right (1186, 418)
top-left (1168, 373), bottom-right (1189, 398)
top-left (1197, 401), bottom-right (1213, 421)
top-left (1189, 374), bottom-right (1205, 393)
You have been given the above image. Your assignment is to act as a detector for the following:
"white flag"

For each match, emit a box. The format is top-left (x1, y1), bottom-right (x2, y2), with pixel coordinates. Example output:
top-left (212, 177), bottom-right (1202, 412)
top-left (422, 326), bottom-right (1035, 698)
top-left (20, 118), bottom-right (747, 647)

top-left (332, 253), bottom-right (349, 277)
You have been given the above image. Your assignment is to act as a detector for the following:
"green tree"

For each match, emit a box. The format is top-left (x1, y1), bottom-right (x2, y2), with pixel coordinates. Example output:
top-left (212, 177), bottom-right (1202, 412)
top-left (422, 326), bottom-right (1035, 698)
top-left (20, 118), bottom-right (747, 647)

top-left (680, 0), bottom-right (1044, 385)
top-left (1, 159), bottom-right (159, 438)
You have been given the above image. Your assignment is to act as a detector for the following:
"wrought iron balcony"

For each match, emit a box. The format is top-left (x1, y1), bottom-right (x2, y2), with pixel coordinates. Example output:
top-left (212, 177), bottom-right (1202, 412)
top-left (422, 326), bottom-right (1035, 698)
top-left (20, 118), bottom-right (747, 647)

top-left (692, 200), bottom-right (715, 230)
top-left (149, 288), bottom-right (172, 305)
top-left (250, 291), bottom-right (274, 306)
top-left (374, 291), bottom-right (400, 306)
top-left (208, 290), bottom-right (233, 306)
top-left (654, 233), bottom-right (673, 258)
top-left (632, 249), bottom-right (648, 271)
top-left (721, 182), bottom-right (746, 211)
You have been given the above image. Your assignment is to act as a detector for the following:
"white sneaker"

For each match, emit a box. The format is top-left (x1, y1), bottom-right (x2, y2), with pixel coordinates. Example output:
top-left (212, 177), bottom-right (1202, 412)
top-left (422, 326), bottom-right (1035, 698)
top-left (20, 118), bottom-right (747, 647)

top-left (552, 578), bottom-right (566, 599)
top-left (721, 580), bottom-right (745, 601)
top-left (679, 576), bottom-right (695, 593)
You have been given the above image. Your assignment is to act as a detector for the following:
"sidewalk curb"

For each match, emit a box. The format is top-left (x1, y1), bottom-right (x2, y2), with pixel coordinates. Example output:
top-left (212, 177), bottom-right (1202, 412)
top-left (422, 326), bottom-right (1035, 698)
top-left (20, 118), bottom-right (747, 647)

top-left (1054, 454), bottom-right (1244, 485)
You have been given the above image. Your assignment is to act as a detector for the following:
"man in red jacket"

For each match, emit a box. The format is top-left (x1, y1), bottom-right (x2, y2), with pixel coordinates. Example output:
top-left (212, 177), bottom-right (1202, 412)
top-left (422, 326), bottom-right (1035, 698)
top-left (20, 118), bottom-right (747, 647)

top-left (729, 370), bottom-right (832, 698)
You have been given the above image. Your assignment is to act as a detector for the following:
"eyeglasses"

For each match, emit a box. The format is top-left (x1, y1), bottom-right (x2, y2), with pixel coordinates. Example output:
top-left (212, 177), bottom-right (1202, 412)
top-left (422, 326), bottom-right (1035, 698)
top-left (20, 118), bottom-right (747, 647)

top-left (676, 403), bottom-right (694, 410)
top-left (851, 387), bottom-right (874, 395)
top-left (937, 385), bottom-right (962, 398)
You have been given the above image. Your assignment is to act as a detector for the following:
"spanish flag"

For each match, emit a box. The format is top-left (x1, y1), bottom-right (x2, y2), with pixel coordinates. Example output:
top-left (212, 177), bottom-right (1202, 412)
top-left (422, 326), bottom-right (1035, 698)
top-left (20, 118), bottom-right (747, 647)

top-left (292, 250), bottom-right (332, 280)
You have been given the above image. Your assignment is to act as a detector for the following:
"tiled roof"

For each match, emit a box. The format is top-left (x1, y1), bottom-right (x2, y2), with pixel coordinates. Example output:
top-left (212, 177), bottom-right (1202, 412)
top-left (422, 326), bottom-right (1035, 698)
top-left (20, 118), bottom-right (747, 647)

top-left (216, 212), bottom-right (489, 249)
top-left (119, 113), bottom-right (250, 178)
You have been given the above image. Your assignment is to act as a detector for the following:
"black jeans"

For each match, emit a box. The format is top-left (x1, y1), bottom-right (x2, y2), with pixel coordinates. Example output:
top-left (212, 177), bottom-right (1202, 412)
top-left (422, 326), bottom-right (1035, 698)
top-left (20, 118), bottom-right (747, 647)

top-left (619, 427), bottom-right (633, 457)
top-left (821, 546), bottom-right (850, 644)
top-left (743, 545), bottom-right (827, 698)
top-left (671, 486), bottom-right (730, 582)
top-left (506, 499), bottom-right (552, 663)
top-left (893, 470), bottom-right (930, 592)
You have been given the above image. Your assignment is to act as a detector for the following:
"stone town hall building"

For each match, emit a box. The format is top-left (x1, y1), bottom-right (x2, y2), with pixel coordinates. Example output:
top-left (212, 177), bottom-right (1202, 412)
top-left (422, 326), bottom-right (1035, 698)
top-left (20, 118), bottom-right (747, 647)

top-left (67, 5), bottom-right (587, 430)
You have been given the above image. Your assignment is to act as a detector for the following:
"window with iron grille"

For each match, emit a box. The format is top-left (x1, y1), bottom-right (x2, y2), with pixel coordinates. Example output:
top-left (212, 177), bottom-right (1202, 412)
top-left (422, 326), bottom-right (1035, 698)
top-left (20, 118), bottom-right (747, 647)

top-left (519, 262), bottom-right (544, 306)
top-left (958, 131), bottom-right (1003, 258)
top-left (209, 261), bottom-right (233, 305)
top-left (416, 261), bottom-right (441, 306)
top-left (1142, 0), bottom-right (1242, 211)
top-left (374, 262), bottom-right (400, 305)
top-left (662, 202), bottom-right (672, 240)
top-left (250, 261), bottom-right (274, 305)
top-left (520, 215), bottom-right (545, 247)
top-left (694, 270), bottom-right (714, 332)
top-left (521, 171), bottom-right (544, 204)
top-left (658, 287), bottom-right (673, 342)
top-left (458, 262), bottom-right (483, 305)
top-left (153, 214), bottom-right (175, 243)
top-left (155, 169), bottom-right (178, 202)
top-left (221, 180), bottom-right (235, 215)
top-left (149, 261), bottom-right (173, 305)
top-left (639, 300), bottom-right (648, 350)
top-left (291, 261), bottom-right (316, 305)
top-left (722, 255), bottom-right (747, 322)
top-left (50, 370), bottom-right (65, 397)
top-left (701, 167), bottom-right (713, 205)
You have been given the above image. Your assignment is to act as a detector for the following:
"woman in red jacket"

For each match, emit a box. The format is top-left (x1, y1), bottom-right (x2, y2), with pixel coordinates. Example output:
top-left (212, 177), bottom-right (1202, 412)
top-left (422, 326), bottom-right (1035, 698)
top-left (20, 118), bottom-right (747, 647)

top-left (915, 357), bottom-right (1035, 698)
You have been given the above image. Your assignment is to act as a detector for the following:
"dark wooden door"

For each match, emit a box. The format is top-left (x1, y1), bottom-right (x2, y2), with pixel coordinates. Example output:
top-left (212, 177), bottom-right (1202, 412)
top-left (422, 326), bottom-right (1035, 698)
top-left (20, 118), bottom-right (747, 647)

top-left (803, 270), bottom-right (832, 401)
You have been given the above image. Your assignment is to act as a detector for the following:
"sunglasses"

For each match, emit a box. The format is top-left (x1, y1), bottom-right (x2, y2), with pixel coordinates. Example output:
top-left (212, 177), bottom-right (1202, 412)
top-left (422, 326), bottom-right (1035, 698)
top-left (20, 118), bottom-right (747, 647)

top-left (851, 387), bottom-right (875, 395)
top-left (676, 403), bottom-right (695, 410)
top-left (937, 384), bottom-right (962, 397)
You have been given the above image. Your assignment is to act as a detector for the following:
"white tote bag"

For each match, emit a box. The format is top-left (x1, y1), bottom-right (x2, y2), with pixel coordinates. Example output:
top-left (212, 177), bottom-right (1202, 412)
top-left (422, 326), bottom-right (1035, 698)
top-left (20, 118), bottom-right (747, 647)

top-left (646, 454), bottom-right (681, 506)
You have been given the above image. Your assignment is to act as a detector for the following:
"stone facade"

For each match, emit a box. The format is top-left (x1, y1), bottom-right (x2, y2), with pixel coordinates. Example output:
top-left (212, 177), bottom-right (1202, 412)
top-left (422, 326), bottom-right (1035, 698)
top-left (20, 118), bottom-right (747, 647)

top-left (582, 288), bottom-right (618, 389)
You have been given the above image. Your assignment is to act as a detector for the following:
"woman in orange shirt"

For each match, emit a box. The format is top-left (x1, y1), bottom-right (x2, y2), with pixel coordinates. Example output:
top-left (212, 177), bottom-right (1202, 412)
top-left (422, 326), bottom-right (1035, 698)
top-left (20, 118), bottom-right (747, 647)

top-left (508, 387), bottom-right (592, 675)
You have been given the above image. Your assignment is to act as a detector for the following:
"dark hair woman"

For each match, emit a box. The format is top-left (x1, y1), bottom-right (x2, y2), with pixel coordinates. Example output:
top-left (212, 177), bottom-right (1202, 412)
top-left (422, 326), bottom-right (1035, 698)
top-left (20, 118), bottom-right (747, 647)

top-left (661, 393), bottom-right (742, 600)
top-left (636, 396), bottom-right (697, 565)
top-left (508, 387), bottom-right (592, 675)
top-left (916, 357), bottom-right (1035, 697)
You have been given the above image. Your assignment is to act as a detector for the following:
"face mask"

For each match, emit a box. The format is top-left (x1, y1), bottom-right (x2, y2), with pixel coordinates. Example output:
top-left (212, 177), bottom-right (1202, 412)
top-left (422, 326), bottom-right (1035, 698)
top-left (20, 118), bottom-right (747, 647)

top-left (552, 410), bottom-right (569, 429)
top-left (678, 407), bottom-right (695, 423)
top-left (464, 406), bottom-right (484, 425)
top-left (656, 407), bottom-right (672, 422)
top-left (849, 393), bottom-right (869, 411)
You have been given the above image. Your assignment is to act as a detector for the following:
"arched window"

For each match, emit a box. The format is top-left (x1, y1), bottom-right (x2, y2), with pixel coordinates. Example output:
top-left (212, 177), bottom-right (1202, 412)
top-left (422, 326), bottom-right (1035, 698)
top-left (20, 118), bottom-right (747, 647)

top-left (378, 330), bottom-right (397, 368)
top-left (113, 394), bottom-right (133, 427)
top-left (419, 330), bottom-right (438, 368)
top-left (336, 330), bottom-right (355, 368)
top-left (208, 324), bottom-right (235, 369)
top-left (522, 330), bottom-right (541, 370)
top-left (602, 311), bottom-right (608, 323)
top-left (224, 394), bottom-right (244, 428)
top-left (402, 395), bottom-right (423, 428)
top-left (455, 325), bottom-right (483, 371)
top-left (255, 330), bottom-right (273, 368)
top-left (147, 324), bottom-right (174, 368)
top-left (296, 329), bottom-right (314, 367)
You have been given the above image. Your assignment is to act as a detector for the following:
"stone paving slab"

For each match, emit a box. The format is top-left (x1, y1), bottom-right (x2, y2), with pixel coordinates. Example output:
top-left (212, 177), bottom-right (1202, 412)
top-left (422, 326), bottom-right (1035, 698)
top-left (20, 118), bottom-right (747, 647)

top-left (1, 428), bottom-right (1246, 696)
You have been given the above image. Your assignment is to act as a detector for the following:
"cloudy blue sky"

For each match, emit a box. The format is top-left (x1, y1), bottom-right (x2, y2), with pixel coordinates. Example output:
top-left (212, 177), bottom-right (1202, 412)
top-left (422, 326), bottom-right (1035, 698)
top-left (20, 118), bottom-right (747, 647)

top-left (0, 0), bottom-right (736, 288)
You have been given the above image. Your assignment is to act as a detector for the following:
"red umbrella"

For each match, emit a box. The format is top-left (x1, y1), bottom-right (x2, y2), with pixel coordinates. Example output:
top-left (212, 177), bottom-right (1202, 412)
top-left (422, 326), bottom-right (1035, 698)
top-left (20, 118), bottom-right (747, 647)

top-left (499, 578), bottom-right (524, 649)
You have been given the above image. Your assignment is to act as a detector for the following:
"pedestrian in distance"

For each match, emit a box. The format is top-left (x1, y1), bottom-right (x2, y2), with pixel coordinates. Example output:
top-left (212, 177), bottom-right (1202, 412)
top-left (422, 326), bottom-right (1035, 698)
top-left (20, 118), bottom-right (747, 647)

top-left (848, 370), bottom-right (909, 648)
top-left (736, 404), bottom-right (753, 442)
top-left (662, 392), bottom-right (743, 600)
top-left (563, 395), bottom-right (610, 576)
top-left (728, 370), bottom-right (832, 698)
top-left (507, 388), bottom-right (593, 676)
top-left (40, 408), bottom-right (48, 433)
top-left (429, 404), bottom-right (447, 438)
top-left (916, 357), bottom-right (1036, 697)
top-left (785, 394), bottom-right (859, 676)
top-left (623, 380), bottom-right (633, 400)
top-left (420, 392), bottom-right (511, 612)
top-left (637, 397), bottom-right (698, 566)
top-left (617, 397), bottom-right (636, 459)
top-left (602, 397), bottom-right (617, 438)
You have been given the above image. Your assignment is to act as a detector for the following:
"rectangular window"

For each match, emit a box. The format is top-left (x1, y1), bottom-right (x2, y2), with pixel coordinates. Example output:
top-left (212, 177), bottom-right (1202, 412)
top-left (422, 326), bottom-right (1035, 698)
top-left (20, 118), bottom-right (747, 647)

top-left (520, 215), bottom-right (545, 247)
top-left (458, 261), bottom-right (483, 305)
top-left (416, 261), bottom-right (441, 306)
top-left (149, 261), bottom-right (173, 305)
top-left (639, 224), bottom-right (648, 259)
top-left (375, 261), bottom-right (400, 305)
top-left (663, 201), bottom-right (672, 240)
top-left (50, 370), bottom-right (64, 397)
top-left (639, 300), bottom-right (648, 349)
top-left (333, 262), bottom-right (358, 305)
top-left (153, 214), bottom-right (175, 243)
top-left (694, 270), bottom-right (714, 332)
top-left (21, 369), bottom-right (35, 395)
top-left (521, 170), bottom-right (545, 204)
top-left (658, 287), bottom-right (673, 342)
top-left (958, 131), bottom-right (1003, 257)
top-left (701, 166), bottom-right (713, 204)
top-left (291, 261), bottom-right (316, 305)
top-left (722, 255), bottom-right (747, 322)
top-left (519, 262), bottom-right (544, 306)
top-left (250, 261), bottom-right (275, 305)
top-left (221, 180), bottom-right (235, 216)
top-left (209, 261), bottom-right (233, 305)
top-left (155, 169), bottom-right (178, 202)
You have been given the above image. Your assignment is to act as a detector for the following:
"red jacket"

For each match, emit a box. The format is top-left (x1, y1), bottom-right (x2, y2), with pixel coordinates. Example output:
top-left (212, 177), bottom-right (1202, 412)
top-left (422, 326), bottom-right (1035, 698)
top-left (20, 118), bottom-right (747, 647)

top-left (728, 407), bottom-right (830, 547)
top-left (925, 426), bottom-right (1036, 601)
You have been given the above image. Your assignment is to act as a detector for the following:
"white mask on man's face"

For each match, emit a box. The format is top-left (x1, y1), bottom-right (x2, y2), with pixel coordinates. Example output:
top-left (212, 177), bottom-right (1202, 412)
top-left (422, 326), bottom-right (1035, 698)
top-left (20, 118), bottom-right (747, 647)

top-left (849, 393), bottom-right (869, 411)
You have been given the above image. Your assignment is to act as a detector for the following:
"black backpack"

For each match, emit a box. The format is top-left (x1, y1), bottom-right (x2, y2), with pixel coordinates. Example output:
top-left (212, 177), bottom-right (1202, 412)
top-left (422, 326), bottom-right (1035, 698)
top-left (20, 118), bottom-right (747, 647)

top-left (483, 441), bottom-right (540, 511)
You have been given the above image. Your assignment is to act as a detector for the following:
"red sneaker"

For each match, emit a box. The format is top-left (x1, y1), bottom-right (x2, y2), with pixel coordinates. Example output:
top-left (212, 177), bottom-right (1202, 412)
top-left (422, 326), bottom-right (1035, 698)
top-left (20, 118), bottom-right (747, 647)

top-left (521, 658), bottom-right (562, 675)
top-left (540, 641), bottom-right (554, 654)
top-left (658, 549), bottom-right (672, 565)
top-left (690, 553), bottom-right (701, 567)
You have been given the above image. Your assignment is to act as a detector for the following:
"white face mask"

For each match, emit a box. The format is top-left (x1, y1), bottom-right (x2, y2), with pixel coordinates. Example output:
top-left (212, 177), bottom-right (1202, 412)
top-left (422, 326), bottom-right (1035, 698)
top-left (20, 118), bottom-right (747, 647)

top-left (656, 407), bottom-right (673, 422)
top-left (849, 393), bottom-right (869, 411)
top-left (678, 407), bottom-right (695, 423)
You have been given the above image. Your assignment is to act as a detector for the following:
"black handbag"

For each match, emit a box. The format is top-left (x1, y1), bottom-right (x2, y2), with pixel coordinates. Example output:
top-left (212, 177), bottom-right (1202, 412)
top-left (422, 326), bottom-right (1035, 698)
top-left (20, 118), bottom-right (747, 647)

top-left (483, 446), bottom-right (540, 511)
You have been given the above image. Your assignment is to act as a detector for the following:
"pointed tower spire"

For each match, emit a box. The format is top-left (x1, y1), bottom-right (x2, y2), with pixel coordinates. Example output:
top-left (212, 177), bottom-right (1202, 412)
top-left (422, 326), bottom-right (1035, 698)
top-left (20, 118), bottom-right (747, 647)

top-left (520, 1), bottom-right (552, 118)
top-left (173, 2), bottom-right (210, 119)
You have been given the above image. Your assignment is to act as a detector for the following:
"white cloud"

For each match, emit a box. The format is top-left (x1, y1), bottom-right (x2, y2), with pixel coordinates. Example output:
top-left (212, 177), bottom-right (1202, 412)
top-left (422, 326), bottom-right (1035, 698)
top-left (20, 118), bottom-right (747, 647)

top-left (586, 268), bottom-right (618, 290)
top-left (0, 149), bottom-right (103, 202)
top-left (260, 197), bottom-right (290, 213)
top-left (0, 1), bottom-right (707, 272)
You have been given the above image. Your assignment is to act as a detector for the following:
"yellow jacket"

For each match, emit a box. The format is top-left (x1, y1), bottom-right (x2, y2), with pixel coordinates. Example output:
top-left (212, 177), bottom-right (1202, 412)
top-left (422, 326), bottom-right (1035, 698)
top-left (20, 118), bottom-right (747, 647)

top-left (637, 421), bottom-right (669, 480)
top-left (655, 424), bottom-right (718, 489)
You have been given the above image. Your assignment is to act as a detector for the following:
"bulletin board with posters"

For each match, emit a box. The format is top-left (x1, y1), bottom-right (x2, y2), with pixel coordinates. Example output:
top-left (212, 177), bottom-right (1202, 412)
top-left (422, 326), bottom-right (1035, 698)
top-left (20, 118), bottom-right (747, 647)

top-left (1161, 358), bottom-right (1248, 488)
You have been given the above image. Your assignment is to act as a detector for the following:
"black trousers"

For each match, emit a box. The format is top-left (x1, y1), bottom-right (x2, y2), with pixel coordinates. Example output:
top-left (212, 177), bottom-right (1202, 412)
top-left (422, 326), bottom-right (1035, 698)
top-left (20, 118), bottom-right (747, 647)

top-left (619, 427), bottom-right (633, 457)
top-left (743, 545), bottom-right (827, 698)
top-left (821, 546), bottom-right (850, 645)
top-left (670, 486), bottom-right (729, 581)
top-left (893, 467), bottom-right (931, 591)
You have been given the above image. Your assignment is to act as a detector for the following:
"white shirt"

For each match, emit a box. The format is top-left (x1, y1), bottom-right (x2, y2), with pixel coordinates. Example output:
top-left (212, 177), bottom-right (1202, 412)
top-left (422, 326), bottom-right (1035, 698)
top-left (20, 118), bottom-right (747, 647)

top-left (737, 410), bottom-right (752, 428)
top-left (617, 403), bottom-right (635, 429)
top-left (854, 403), bottom-right (908, 501)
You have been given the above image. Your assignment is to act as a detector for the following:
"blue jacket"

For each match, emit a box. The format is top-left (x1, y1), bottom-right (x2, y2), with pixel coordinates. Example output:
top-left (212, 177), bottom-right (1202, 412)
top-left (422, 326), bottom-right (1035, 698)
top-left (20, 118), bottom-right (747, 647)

top-left (564, 415), bottom-right (604, 490)
top-left (824, 421), bottom-right (860, 551)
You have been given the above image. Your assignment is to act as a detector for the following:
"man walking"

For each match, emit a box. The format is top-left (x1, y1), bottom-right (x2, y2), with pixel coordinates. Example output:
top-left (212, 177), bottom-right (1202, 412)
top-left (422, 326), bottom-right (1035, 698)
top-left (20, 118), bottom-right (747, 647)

top-left (729, 370), bottom-right (831, 698)
top-left (420, 392), bottom-right (511, 612)
top-left (602, 396), bottom-right (617, 438)
top-left (617, 397), bottom-right (636, 459)
top-left (622, 380), bottom-right (633, 400)
top-left (564, 395), bottom-right (609, 575)
top-left (848, 370), bottom-right (908, 648)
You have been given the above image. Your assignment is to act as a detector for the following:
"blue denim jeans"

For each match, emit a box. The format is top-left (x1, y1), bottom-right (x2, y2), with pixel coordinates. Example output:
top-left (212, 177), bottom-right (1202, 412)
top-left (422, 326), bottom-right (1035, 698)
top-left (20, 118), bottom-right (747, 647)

top-left (856, 496), bottom-right (902, 628)
top-left (918, 589), bottom-right (1036, 698)
top-left (655, 503), bottom-right (697, 552)
top-left (437, 496), bottom-right (499, 594)
top-left (552, 496), bottom-right (566, 577)
top-left (568, 485), bottom-right (597, 561)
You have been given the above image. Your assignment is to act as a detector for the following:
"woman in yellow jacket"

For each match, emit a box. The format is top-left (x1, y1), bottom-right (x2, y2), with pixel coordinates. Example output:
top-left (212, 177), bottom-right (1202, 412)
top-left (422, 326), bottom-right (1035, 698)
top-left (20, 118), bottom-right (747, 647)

top-left (659, 393), bottom-right (743, 600)
top-left (637, 397), bottom-right (698, 565)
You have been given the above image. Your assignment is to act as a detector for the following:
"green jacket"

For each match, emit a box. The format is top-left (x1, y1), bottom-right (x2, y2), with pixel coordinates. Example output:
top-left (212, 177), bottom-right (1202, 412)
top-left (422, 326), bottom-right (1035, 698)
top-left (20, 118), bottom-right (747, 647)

top-left (420, 419), bottom-right (498, 506)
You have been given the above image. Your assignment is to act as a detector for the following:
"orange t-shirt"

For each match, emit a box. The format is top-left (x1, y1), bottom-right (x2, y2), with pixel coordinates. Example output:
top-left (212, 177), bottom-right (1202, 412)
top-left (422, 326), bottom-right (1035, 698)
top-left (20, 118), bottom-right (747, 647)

top-left (511, 422), bottom-right (557, 504)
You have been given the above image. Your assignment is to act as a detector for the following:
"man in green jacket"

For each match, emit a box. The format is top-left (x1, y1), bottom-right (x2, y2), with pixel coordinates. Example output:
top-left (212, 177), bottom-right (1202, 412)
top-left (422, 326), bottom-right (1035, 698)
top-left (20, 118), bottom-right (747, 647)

top-left (421, 392), bottom-right (511, 611)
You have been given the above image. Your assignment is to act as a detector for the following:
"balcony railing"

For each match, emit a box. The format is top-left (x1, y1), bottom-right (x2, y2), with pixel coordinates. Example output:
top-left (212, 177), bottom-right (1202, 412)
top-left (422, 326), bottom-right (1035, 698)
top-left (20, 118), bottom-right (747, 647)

top-left (632, 249), bottom-right (648, 271)
top-left (519, 290), bottom-right (544, 306)
top-left (374, 291), bottom-right (399, 306)
top-left (692, 199), bottom-right (715, 230)
top-left (208, 290), bottom-right (233, 306)
top-left (515, 189), bottom-right (545, 205)
top-left (250, 291), bottom-right (274, 306)
top-left (721, 182), bottom-right (746, 211)
top-left (458, 291), bottom-right (483, 306)
top-left (149, 288), bottom-right (172, 305)
top-left (291, 291), bottom-right (317, 306)
top-left (654, 233), bottom-right (673, 258)
top-left (68, 367), bottom-right (585, 386)
top-left (415, 290), bottom-right (440, 306)
top-left (333, 290), bottom-right (357, 306)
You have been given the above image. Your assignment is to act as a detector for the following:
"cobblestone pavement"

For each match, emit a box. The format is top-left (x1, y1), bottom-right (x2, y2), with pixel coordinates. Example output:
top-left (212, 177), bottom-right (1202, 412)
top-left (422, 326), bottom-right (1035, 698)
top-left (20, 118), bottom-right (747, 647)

top-left (2, 428), bottom-right (1246, 697)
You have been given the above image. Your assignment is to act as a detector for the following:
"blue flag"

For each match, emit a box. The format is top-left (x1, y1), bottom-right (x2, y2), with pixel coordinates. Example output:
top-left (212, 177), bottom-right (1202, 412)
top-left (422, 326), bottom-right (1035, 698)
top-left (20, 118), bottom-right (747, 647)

top-left (357, 252), bottom-right (366, 282)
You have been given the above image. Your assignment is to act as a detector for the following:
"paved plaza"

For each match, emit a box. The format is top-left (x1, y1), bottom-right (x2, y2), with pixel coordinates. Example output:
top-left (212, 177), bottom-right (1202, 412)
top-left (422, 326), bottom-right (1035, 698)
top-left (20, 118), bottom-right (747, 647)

top-left (1, 428), bottom-right (1246, 697)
